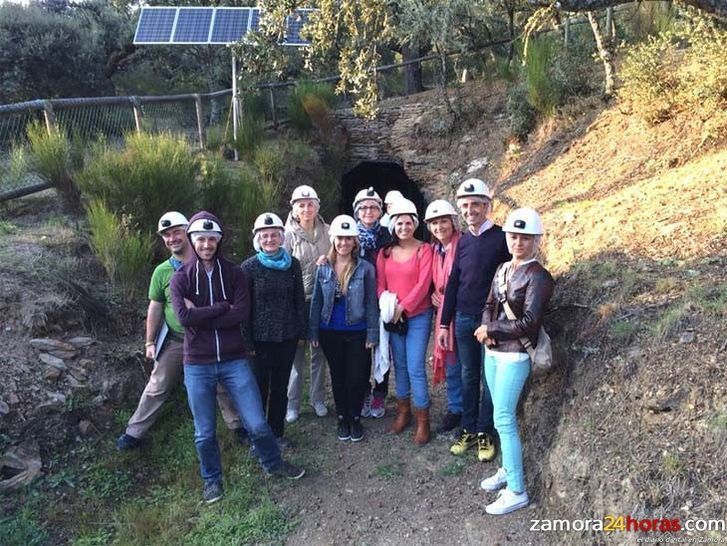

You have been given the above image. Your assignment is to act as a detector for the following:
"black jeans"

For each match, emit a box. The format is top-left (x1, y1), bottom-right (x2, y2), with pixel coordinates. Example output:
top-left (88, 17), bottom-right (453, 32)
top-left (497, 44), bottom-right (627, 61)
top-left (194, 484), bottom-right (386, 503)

top-left (319, 329), bottom-right (369, 423)
top-left (252, 339), bottom-right (298, 437)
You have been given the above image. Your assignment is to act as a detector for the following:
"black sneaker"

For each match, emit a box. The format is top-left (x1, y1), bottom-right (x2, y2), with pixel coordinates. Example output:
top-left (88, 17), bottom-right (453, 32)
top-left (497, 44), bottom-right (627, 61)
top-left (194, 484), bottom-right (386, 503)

top-left (437, 412), bottom-right (462, 433)
top-left (266, 461), bottom-right (305, 480)
top-left (350, 419), bottom-right (364, 442)
top-left (116, 433), bottom-right (141, 451)
top-left (337, 418), bottom-right (351, 441)
top-left (203, 480), bottom-right (224, 504)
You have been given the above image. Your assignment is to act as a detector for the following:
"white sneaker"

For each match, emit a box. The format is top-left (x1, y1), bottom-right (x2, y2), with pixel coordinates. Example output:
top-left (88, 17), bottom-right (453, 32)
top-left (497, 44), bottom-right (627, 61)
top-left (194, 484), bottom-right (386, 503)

top-left (480, 467), bottom-right (508, 491)
top-left (312, 401), bottom-right (328, 417)
top-left (285, 408), bottom-right (299, 423)
top-left (485, 488), bottom-right (529, 515)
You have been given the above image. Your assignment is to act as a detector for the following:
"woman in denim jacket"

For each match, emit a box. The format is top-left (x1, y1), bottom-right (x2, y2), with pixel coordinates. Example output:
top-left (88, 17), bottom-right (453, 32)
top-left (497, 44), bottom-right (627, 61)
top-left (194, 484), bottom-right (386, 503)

top-left (310, 215), bottom-right (379, 442)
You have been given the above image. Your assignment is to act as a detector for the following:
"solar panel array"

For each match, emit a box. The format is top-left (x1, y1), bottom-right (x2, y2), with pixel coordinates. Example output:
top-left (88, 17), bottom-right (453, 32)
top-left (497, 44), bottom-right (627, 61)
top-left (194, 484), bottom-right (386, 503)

top-left (134, 6), bottom-right (313, 46)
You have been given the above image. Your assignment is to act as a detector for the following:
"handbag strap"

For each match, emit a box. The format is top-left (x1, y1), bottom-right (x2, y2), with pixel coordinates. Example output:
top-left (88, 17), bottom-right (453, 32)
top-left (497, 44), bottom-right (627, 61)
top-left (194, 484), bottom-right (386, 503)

top-left (497, 265), bottom-right (536, 360)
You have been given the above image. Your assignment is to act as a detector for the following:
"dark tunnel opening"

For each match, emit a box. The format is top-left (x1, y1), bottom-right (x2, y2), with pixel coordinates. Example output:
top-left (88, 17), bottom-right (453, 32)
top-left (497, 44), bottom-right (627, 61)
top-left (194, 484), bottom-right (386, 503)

top-left (340, 161), bottom-right (429, 240)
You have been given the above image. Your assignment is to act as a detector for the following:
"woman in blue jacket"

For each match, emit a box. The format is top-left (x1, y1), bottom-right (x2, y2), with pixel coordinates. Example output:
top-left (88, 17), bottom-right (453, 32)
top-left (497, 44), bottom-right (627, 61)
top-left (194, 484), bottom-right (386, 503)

top-left (310, 215), bottom-right (379, 442)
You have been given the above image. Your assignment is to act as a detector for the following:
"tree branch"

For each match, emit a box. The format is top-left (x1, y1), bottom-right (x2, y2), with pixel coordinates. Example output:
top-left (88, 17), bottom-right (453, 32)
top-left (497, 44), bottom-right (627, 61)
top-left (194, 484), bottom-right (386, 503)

top-left (552, 0), bottom-right (727, 21)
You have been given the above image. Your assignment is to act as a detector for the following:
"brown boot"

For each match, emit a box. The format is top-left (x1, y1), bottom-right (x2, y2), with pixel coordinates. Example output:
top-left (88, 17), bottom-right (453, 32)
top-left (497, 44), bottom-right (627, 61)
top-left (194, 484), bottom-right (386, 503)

top-left (390, 398), bottom-right (411, 434)
top-left (413, 408), bottom-right (430, 445)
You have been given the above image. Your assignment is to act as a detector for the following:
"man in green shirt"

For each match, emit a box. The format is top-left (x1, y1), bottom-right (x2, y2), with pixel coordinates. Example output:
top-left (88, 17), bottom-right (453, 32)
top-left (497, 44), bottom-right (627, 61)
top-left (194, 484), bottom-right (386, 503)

top-left (117, 212), bottom-right (244, 450)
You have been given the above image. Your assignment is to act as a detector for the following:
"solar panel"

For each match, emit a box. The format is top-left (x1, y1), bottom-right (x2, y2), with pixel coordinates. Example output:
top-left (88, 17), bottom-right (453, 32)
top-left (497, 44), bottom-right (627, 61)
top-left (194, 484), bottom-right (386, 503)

top-left (172, 7), bottom-right (214, 43)
top-left (284, 9), bottom-right (312, 46)
top-left (134, 7), bottom-right (177, 44)
top-left (133, 6), bottom-right (312, 46)
top-left (210, 8), bottom-right (252, 44)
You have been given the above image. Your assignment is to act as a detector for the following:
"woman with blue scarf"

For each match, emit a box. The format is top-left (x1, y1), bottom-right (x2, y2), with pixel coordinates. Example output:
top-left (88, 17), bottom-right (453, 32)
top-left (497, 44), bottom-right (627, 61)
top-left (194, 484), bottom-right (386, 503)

top-left (241, 212), bottom-right (306, 447)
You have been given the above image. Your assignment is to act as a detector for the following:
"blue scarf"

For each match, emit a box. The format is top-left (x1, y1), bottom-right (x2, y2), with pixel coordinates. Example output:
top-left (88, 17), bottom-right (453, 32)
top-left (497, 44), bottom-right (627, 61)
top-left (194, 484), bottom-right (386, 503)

top-left (257, 248), bottom-right (292, 271)
top-left (357, 221), bottom-right (380, 253)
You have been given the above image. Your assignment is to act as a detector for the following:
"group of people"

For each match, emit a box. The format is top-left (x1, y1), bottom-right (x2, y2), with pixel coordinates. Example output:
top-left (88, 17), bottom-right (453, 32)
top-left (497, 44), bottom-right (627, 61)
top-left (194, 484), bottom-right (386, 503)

top-left (115, 178), bottom-right (554, 515)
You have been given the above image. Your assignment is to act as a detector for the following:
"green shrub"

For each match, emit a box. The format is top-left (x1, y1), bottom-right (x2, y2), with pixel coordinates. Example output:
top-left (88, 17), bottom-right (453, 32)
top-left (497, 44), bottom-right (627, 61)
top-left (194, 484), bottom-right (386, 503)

top-left (199, 158), bottom-right (277, 260)
top-left (621, 16), bottom-right (727, 127)
top-left (86, 199), bottom-right (151, 304)
top-left (524, 36), bottom-right (561, 116)
top-left (233, 92), bottom-right (267, 157)
top-left (287, 82), bottom-right (336, 132)
top-left (507, 84), bottom-right (537, 141)
top-left (26, 121), bottom-right (82, 211)
top-left (77, 132), bottom-right (199, 234)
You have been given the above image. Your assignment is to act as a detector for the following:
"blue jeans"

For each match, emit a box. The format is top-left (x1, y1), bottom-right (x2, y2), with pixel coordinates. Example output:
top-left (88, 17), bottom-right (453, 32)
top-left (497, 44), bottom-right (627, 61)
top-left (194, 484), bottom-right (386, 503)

top-left (484, 349), bottom-right (530, 493)
top-left (455, 311), bottom-right (494, 434)
top-left (184, 359), bottom-right (281, 483)
top-left (445, 356), bottom-right (463, 415)
top-left (389, 309), bottom-right (432, 409)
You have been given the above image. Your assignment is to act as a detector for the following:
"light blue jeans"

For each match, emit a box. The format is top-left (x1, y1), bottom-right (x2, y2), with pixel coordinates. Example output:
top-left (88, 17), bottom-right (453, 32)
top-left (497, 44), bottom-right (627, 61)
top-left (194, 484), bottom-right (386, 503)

top-left (389, 308), bottom-right (432, 409)
top-left (184, 359), bottom-right (281, 483)
top-left (484, 349), bottom-right (531, 493)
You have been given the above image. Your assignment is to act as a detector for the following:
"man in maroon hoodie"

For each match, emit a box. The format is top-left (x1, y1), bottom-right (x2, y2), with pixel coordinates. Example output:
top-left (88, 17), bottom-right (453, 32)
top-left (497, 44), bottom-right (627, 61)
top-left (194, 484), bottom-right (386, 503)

top-left (171, 211), bottom-right (304, 504)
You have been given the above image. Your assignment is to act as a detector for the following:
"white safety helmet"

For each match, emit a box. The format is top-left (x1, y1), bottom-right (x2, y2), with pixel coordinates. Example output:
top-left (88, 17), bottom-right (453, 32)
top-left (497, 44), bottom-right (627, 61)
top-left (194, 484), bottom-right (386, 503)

top-left (384, 190), bottom-right (404, 205)
top-left (329, 214), bottom-right (359, 241)
top-left (290, 184), bottom-right (320, 205)
top-left (252, 212), bottom-right (285, 234)
top-left (353, 187), bottom-right (382, 209)
top-left (388, 198), bottom-right (418, 219)
top-left (157, 211), bottom-right (188, 234)
top-left (503, 207), bottom-right (544, 235)
top-left (187, 217), bottom-right (223, 236)
top-left (424, 199), bottom-right (458, 223)
top-left (456, 178), bottom-right (493, 200)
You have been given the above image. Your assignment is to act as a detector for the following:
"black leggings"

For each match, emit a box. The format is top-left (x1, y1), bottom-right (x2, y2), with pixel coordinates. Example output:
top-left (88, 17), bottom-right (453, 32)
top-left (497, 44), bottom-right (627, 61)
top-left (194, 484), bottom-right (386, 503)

top-left (319, 329), bottom-right (369, 423)
top-left (252, 339), bottom-right (298, 437)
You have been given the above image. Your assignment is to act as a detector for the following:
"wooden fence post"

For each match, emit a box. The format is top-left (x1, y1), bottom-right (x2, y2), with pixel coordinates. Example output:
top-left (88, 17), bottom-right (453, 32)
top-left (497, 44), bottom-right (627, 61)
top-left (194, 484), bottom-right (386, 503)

top-left (194, 94), bottom-right (206, 149)
top-left (268, 88), bottom-right (277, 129)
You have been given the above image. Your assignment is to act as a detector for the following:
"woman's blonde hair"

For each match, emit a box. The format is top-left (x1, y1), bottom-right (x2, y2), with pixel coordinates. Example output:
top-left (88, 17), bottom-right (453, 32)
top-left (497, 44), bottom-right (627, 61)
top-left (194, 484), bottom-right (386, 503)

top-left (327, 237), bottom-right (360, 295)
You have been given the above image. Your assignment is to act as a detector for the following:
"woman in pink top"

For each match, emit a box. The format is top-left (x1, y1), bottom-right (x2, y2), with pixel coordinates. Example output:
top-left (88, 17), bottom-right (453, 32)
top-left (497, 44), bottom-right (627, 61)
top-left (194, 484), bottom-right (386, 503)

top-left (424, 200), bottom-right (463, 434)
top-left (376, 199), bottom-right (433, 445)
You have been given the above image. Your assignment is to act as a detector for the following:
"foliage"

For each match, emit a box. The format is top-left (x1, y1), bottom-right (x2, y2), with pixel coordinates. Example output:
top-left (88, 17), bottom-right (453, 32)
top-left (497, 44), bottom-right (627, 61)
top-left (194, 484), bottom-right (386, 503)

top-left (621, 14), bottom-right (727, 129)
top-left (199, 157), bottom-right (278, 260)
top-left (25, 121), bottom-right (83, 212)
top-left (77, 132), bottom-right (199, 234)
top-left (233, 92), bottom-right (267, 157)
top-left (287, 81), bottom-right (336, 132)
top-left (86, 199), bottom-right (151, 304)
top-left (0, 1), bottom-right (131, 103)
top-left (523, 36), bottom-right (560, 116)
top-left (507, 83), bottom-right (537, 141)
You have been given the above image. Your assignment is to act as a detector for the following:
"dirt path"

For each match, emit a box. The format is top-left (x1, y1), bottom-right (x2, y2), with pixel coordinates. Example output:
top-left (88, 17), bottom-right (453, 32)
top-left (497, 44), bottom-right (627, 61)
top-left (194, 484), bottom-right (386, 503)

top-left (270, 384), bottom-right (548, 546)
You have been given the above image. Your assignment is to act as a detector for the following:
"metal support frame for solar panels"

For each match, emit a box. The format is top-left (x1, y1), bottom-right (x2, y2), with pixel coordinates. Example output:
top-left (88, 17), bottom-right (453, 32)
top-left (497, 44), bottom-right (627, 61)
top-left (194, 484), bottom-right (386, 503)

top-left (133, 6), bottom-right (313, 159)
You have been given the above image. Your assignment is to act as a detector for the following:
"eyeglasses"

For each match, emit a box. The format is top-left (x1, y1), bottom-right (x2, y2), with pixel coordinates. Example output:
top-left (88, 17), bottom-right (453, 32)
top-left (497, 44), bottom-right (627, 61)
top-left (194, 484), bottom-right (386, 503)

top-left (359, 206), bottom-right (380, 212)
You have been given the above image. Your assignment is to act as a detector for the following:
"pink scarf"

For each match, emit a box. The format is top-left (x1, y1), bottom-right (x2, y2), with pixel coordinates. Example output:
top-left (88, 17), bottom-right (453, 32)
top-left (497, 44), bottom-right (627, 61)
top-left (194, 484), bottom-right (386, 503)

top-left (431, 230), bottom-right (461, 385)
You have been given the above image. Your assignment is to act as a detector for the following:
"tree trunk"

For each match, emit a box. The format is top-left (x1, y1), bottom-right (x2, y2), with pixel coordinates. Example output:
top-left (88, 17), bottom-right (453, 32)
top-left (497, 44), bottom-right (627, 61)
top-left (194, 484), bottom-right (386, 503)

top-left (587, 11), bottom-right (615, 99)
top-left (401, 43), bottom-right (424, 95)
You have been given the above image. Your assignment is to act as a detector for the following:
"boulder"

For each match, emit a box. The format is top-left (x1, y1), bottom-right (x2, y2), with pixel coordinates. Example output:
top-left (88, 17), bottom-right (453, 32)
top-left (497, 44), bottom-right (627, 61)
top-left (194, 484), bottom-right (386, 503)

top-left (0, 441), bottom-right (42, 492)
top-left (39, 353), bottom-right (66, 369)
top-left (44, 366), bottom-right (63, 382)
top-left (0, 400), bottom-right (9, 415)
top-left (67, 337), bottom-right (94, 349)
top-left (30, 338), bottom-right (77, 360)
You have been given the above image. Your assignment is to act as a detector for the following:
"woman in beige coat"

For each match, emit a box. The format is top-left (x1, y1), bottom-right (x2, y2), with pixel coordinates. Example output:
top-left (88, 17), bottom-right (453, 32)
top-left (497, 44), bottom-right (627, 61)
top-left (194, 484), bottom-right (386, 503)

top-left (284, 185), bottom-right (332, 423)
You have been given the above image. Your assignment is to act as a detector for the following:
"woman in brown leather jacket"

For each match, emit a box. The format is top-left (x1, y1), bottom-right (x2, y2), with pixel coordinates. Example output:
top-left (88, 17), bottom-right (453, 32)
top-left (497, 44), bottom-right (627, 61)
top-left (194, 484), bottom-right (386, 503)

top-left (474, 207), bottom-right (554, 516)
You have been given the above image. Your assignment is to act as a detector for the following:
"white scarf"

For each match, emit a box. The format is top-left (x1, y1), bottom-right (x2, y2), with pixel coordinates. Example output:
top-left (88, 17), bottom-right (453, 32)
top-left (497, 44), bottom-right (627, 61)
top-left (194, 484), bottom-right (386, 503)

top-left (374, 291), bottom-right (398, 383)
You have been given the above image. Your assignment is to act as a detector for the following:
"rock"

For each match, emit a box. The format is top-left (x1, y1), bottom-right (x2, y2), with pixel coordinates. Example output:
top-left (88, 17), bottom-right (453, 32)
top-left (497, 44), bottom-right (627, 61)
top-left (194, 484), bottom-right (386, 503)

top-left (67, 365), bottom-right (88, 382)
top-left (0, 400), bottom-right (9, 415)
top-left (44, 366), bottom-right (63, 382)
top-left (78, 420), bottom-right (93, 435)
top-left (466, 157), bottom-right (488, 173)
top-left (30, 338), bottom-right (77, 360)
top-left (0, 442), bottom-right (42, 492)
top-left (39, 353), bottom-right (66, 369)
top-left (67, 337), bottom-right (94, 349)
top-left (35, 392), bottom-right (66, 413)
top-left (601, 279), bottom-right (618, 289)
top-left (8, 394), bottom-right (19, 405)
top-left (679, 332), bottom-right (695, 344)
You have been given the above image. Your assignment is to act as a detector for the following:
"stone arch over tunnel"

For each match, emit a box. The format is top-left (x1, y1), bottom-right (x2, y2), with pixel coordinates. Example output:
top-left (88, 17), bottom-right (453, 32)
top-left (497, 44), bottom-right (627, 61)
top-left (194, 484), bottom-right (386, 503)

top-left (340, 161), bottom-right (429, 240)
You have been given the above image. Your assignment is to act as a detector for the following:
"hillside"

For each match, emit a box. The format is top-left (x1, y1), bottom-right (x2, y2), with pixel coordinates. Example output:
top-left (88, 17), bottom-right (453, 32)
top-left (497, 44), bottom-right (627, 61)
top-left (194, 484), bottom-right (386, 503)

top-left (0, 80), bottom-right (725, 544)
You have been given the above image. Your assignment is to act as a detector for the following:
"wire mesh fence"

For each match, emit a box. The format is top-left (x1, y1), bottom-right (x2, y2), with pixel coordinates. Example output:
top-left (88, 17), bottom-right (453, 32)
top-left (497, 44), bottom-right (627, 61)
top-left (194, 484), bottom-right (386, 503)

top-left (0, 54), bottom-right (451, 201)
